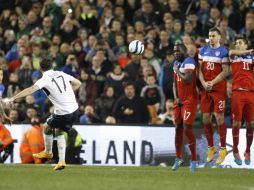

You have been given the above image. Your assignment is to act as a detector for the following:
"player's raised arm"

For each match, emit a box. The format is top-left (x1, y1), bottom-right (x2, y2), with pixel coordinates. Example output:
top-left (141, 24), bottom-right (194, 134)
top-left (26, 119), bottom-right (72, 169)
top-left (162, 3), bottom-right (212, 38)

top-left (9, 85), bottom-right (39, 102)
top-left (229, 49), bottom-right (253, 58)
top-left (71, 78), bottom-right (81, 91)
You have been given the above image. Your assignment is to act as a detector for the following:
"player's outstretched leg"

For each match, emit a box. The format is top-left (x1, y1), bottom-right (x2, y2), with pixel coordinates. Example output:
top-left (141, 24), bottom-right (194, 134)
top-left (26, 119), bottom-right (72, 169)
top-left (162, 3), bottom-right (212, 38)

top-left (172, 158), bottom-right (184, 171)
top-left (54, 129), bottom-right (66, 171)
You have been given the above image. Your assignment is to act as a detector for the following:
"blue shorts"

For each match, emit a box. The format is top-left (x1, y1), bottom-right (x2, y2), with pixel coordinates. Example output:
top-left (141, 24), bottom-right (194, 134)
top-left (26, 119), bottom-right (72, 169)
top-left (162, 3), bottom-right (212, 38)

top-left (47, 109), bottom-right (79, 132)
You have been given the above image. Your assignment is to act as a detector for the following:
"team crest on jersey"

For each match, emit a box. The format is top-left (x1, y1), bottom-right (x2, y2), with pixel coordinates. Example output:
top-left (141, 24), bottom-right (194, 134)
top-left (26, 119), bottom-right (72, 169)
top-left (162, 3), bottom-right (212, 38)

top-left (215, 51), bottom-right (220, 56)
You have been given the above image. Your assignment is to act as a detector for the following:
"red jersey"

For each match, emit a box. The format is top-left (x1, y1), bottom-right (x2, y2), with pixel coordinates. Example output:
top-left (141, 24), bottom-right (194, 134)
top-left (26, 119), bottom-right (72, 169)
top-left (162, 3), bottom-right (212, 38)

top-left (174, 57), bottom-right (198, 104)
top-left (198, 45), bottom-right (229, 91)
top-left (230, 54), bottom-right (254, 91)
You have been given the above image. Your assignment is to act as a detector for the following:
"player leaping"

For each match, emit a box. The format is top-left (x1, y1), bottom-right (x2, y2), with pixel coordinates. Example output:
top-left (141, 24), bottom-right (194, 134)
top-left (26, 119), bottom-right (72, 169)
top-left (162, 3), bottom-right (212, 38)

top-left (8, 58), bottom-right (81, 170)
top-left (229, 36), bottom-right (254, 165)
top-left (198, 27), bottom-right (230, 165)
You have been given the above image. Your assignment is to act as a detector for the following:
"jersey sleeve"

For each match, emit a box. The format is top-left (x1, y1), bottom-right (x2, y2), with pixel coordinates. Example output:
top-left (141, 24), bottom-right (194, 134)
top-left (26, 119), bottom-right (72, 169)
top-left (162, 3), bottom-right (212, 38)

top-left (34, 77), bottom-right (47, 89)
top-left (198, 46), bottom-right (204, 61)
top-left (221, 47), bottom-right (230, 65)
top-left (184, 57), bottom-right (196, 72)
top-left (62, 72), bottom-right (75, 82)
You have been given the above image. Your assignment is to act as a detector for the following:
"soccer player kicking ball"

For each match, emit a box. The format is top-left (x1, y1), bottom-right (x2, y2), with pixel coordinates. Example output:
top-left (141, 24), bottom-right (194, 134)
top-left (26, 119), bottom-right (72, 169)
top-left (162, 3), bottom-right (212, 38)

top-left (229, 37), bottom-right (254, 165)
top-left (172, 44), bottom-right (198, 172)
top-left (199, 27), bottom-right (229, 165)
top-left (7, 58), bottom-right (81, 170)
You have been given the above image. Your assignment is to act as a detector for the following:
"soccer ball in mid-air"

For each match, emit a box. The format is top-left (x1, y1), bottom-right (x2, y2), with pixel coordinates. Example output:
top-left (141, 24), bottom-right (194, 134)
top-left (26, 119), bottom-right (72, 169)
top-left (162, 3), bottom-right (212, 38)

top-left (128, 40), bottom-right (144, 55)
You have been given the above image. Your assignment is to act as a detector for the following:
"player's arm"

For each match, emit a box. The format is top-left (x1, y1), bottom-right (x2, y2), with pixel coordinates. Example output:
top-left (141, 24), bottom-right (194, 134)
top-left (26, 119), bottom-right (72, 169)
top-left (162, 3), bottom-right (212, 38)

top-left (229, 49), bottom-right (253, 58)
top-left (10, 85), bottom-right (39, 102)
top-left (173, 64), bottom-right (192, 84)
top-left (173, 77), bottom-right (182, 106)
top-left (71, 78), bottom-right (81, 91)
top-left (209, 64), bottom-right (229, 86)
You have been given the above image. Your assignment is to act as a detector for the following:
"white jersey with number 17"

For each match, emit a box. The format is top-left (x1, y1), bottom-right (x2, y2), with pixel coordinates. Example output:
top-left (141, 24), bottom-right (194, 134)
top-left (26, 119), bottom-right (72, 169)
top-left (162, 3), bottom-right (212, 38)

top-left (35, 70), bottom-right (78, 115)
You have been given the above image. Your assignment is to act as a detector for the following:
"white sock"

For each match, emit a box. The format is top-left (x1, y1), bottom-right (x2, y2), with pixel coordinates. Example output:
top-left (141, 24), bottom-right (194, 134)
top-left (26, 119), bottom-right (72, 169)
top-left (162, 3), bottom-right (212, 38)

top-left (44, 134), bottom-right (53, 154)
top-left (57, 135), bottom-right (66, 162)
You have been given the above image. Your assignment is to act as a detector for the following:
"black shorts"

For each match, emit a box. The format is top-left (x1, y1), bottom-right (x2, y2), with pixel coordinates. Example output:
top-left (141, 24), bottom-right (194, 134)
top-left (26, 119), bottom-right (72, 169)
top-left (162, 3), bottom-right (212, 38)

top-left (47, 109), bottom-right (79, 132)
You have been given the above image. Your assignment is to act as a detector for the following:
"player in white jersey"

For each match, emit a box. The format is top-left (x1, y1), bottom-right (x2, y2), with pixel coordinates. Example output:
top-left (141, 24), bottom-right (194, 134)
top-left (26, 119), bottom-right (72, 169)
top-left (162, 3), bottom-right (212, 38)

top-left (8, 58), bottom-right (81, 170)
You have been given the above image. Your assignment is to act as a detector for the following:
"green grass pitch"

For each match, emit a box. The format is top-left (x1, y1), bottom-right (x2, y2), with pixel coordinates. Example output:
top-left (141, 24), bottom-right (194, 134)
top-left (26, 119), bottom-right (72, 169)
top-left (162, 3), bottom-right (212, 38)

top-left (1, 164), bottom-right (254, 190)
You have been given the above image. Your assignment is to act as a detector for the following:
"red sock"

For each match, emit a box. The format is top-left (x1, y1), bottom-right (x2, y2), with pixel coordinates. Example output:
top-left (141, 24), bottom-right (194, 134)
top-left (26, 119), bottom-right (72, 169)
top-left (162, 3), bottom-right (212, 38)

top-left (175, 127), bottom-right (184, 158)
top-left (219, 123), bottom-right (227, 147)
top-left (246, 128), bottom-right (254, 153)
top-left (184, 127), bottom-right (196, 161)
top-left (204, 123), bottom-right (214, 147)
top-left (232, 127), bottom-right (240, 153)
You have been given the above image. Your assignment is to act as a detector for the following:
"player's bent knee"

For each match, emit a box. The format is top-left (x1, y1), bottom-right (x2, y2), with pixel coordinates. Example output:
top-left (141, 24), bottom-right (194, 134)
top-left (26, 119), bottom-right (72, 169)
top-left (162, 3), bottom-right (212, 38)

top-left (43, 124), bottom-right (53, 135)
top-left (202, 113), bottom-right (212, 124)
top-left (214, 113), bottom-right (224, 125)
top-left (232, 121), bottom-right (241, 128)
top-left (246, 122), bottom-right (254, 128)
top-left (55, 129), bottom-right (64, 136)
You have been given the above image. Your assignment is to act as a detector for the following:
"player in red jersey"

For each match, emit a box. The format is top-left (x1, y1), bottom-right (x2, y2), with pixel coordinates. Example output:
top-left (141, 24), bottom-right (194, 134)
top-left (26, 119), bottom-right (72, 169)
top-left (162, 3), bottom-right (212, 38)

top-left (229, 36), bottom-right (254, 165)
top-left (172, 43), bottom-right (198, 172)
top-left (198, 27), bottom-right (230, 164)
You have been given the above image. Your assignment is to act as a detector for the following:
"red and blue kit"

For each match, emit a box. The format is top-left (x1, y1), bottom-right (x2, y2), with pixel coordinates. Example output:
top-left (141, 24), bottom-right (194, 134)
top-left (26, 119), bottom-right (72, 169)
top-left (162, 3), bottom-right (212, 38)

top-left (199, 45), bottom-right (229, 113)
top-left (230, 54), bottom-right (254, 122)
top-left (173, 57), bottom-right (198, 125)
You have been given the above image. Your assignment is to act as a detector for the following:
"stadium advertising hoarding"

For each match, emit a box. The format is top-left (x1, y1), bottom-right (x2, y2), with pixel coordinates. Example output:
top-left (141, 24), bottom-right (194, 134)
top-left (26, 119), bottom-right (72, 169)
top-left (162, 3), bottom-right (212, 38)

top-left (4, 125), bottom-right (254, 169)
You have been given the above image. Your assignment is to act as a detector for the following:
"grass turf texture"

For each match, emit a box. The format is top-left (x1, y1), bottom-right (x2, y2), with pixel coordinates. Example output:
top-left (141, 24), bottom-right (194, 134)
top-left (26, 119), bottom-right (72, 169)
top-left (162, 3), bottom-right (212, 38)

top-left (1, 165), bottom-right (254, 190)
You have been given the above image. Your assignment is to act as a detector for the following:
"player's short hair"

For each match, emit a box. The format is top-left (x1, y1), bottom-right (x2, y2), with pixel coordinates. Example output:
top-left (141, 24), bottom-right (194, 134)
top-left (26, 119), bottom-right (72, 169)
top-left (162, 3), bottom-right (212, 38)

top-left (209, 27), bottom-right (221, 35)
top-left (235, 36), bottom-right (249, 45)
top-left (174, 43), bottom-right (187, 53)
top-left (40, 58), bottom-right (52, 71)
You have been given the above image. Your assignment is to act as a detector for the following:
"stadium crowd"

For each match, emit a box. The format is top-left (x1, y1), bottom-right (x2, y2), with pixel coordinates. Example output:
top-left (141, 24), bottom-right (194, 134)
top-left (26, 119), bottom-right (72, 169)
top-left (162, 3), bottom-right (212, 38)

top-left (0, 0), bottom-right (253, 126)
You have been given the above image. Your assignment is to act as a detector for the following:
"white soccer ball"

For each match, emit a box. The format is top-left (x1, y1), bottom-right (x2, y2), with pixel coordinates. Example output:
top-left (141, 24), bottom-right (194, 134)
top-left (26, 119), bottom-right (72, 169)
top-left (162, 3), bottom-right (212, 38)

top-left (128, 40), bottom-right (144, 55)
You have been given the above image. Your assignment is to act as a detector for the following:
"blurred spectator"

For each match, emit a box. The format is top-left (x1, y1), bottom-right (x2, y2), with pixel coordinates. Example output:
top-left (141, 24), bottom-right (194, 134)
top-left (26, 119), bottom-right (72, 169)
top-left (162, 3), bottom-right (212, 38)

top-left (105, 64), bottom-right (129, 98)
top-left (0, 120), bottom-right (14, 163)
top-left (95, 85), bottom-right (116, 121)
top-left (87, 55), bottom-right (107, 96)
top-left (62, 53), bottom-right (80, 78)
top-left (79, 3), bottom-right (99, 34)
top-left (136, 63), bottom-right (155, 97)
top-left (31, 42), bottom-right (42, 70)
top-left (155, 30), bottom-right (173, 60)
top-left (158, 99), bottom-right (174, 124)
top-left (23, 106), bottom-right (38, 124)
top-left (20, 116), bottom-right (44, 164)
top-left (6, 73), bottom-right (21, 98)
top-left (170, 19), bottom-right (183, 45)
top-left (133, 0), bottom-right (160, 26)
top-left (143, 47), bottom-right (161, 77)
top-left (8, 108), bottom-right (19, 123)
top-left (79, 105), bottom-right (101, 124)
top-left (141, 74), bottom-right (165, 123)
top-left (159, 49), bottom-right (175, 100)
top-left (78, 68), bottom-right (97, 107)
top-left (72, 39), bottom-right (86, 68)
top-left (16, 16), bottom-right (31, 40)
top-left (105, 115), bottom-right (117, 124)
top-left (49, 43), bottom-right (65, 70)
top-left (124, 54), bottom-right (141, 81)
top-left (42, 16), bottom-right (55, 40)
top-left (218, 16), bottom-right (235, 47)
top-left (17, 54), bottom-right (34, 89)
top-left (113, 82), bottom-right (149, 124)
